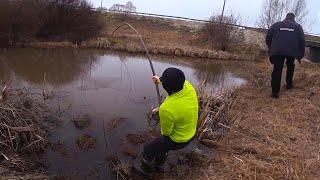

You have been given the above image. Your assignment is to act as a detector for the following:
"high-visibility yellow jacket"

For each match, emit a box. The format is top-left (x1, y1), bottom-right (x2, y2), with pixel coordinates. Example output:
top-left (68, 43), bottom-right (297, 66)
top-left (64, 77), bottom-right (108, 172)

top-left (159, 80), bottom-right (198, 143)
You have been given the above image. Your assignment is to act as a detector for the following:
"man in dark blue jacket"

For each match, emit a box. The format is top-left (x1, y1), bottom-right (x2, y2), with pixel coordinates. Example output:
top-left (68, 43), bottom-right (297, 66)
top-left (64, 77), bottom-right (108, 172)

top-left (266, 13), bottom-right (305, 99)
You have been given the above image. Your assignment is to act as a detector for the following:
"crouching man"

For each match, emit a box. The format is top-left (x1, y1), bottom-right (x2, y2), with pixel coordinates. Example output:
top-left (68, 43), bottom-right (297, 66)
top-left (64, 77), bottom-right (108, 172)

top-left (134, 67), bottom-right (198, 174)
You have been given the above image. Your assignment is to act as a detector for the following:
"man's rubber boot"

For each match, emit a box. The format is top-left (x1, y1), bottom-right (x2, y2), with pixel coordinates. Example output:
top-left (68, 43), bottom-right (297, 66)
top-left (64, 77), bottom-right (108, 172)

top-left (155, 153), bottom-right (168, 173)
top-left (286, 84), bottom-right (293, 90)
top-left (133, 156), bottom-right (154, 178)
top-left (271, 93), bottom-right (279, 99)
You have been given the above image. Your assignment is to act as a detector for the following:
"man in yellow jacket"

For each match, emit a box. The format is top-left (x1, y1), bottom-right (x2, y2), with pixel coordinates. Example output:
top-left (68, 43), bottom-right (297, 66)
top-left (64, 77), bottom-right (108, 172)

top-left (134, 67), bottom-right (198, 174)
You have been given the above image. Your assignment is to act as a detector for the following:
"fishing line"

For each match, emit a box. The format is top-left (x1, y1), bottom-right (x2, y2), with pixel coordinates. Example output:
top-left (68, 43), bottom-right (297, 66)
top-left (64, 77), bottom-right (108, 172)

top-left (122, 60), bottom-right (133, 102)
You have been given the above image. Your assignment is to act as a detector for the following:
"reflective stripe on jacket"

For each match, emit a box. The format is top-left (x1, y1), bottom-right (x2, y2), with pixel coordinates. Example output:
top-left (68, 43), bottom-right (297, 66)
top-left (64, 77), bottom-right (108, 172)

top-left (159, 80), bottom-right (198, 143)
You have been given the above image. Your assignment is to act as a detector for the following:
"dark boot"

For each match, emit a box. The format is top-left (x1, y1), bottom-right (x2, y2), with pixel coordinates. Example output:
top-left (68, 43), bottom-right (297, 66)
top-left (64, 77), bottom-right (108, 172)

top-left (271, 93), bottom-right (279, 99)
top-left (286, 84), bottom-right (293, 90)
top-left (155, 153), bottom-right (168, 173)
top-left (133, 155), bottom-right (155, 176)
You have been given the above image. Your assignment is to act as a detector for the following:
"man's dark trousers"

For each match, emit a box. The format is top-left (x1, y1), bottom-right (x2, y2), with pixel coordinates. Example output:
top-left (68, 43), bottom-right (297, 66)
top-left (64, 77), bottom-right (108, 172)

top-left (143, 136), bottom-right (190, 167)
top-left (270, 55), bottom-right (295, 94)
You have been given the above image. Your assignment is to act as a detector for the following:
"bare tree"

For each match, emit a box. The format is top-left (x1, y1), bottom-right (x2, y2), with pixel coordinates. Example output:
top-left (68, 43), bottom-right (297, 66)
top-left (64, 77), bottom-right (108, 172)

top-left (257, 0), bottom-right (309, 29)
top-left (290, 0), bottom-right (308, 23)
top-left (200, 14), bottom-right (240, 51)
top-left (109, 1), bottom-right (136, 12)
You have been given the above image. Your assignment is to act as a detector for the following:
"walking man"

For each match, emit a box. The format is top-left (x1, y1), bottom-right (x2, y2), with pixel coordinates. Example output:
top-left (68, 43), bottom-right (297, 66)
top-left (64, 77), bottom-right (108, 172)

top-left (266, 13), bottom-right (305, 99)
top-left (134, 67), bottom-right (198, 175)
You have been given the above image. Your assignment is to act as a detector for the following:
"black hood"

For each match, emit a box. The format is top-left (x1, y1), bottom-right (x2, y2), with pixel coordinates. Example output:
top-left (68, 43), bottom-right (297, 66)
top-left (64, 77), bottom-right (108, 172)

top-left (160, 68), bottom-right (185, 95)
top-left (284, 13), bottom-right (295, 21)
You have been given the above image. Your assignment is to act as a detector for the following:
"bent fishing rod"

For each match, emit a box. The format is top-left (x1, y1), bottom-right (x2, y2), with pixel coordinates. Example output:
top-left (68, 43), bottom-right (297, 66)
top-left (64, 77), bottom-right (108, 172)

top-left (112, 23), bottom-right (162, 106)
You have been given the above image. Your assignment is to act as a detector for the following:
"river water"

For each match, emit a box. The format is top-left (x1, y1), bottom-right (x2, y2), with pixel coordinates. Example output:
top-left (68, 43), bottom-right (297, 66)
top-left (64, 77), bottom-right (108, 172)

top-left (0, 48), bottom-right (247, 179)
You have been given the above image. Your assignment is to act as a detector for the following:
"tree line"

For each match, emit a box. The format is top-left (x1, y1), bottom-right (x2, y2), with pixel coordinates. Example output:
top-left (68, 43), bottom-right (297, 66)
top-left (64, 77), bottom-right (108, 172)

top-left (0, 0), bottom-right (105, 47)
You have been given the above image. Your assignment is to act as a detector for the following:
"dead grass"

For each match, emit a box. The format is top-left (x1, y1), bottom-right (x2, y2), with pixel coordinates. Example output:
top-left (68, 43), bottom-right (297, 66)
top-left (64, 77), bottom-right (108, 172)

top-left (73, 113), bottom-right (92, 129)
top-left (0, 86), bottom-right (51, 178)
top-left (121, 145), bottom-right (138, 159)
top-left (106, 155), bottom-right (132, 180)
top-left (107, 117), bottom-right (126, 130)
top-left (76, 134), bottom-right (96, 151)
top-left (125, 129), bottom-right (160, 145)
top-left (190, 60), bottom-right (320, 179)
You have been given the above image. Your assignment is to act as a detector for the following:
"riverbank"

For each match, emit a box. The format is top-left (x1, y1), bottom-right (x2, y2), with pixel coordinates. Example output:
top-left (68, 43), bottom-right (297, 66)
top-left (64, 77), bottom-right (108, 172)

top-left (159, 59), bottom-right (320, 179)
top-left (15, 13), bottom-right (266, 62)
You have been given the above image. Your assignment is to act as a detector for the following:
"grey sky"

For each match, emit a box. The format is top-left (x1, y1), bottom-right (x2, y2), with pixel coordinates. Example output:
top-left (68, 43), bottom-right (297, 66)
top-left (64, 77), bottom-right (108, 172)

top-left (90, 0), bottom-right (320, 34)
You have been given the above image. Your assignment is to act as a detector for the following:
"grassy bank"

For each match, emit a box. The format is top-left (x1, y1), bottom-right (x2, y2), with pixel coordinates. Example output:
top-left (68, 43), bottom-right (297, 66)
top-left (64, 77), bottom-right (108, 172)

top-left (208, 60), bottom-right (320, 179)
top-left (168, 60), bottom-right (320, 179)
top-left (16, 13), bottom-right (265, 61)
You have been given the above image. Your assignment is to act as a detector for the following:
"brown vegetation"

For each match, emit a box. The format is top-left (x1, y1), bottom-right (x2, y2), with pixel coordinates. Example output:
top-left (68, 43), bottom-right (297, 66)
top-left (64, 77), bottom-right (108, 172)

top-left (121, 145), bottom-right (138, 159)
top-left (73, 114), bottom-right (92, 129)
top-left (163, 60), bottom-right (320, 179)
top-left (37, 0), bottom-right (105, 43)
top-left (106, 155), bottom-right (132, 180)
top-left (107, 117), bottom-right (126, 130)
top-left (200, 14), bottom-right (240, 51)
top-left (0, 86), bottom-right (50, 178)
top-left (0, 0), bottom-right (105, 46)
top-left (17, 12), bottom-right (263, 61)
top-left (125, 129), bottom-right (159, 145)
top-left (208, 61), bottom-right (320, 179)
top-left (76, 134), bottom-right (96, 150)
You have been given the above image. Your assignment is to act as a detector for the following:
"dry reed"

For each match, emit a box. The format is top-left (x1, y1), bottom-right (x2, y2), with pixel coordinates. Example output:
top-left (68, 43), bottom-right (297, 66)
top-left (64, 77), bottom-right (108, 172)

top-left (0, 85), bottom-right (51, 177)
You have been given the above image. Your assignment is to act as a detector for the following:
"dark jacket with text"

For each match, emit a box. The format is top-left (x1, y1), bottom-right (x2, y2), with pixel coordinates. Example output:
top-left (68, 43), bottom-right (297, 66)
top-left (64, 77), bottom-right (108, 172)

top-left (266, 19), bottom-right (305, 59)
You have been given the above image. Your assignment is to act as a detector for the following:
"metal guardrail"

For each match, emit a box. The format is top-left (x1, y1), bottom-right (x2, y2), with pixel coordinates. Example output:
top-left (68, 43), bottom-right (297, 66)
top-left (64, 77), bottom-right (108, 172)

top-left (96, 8), bottom-right (320, 37)
top-left (96, 8), bottom-right (253, 29)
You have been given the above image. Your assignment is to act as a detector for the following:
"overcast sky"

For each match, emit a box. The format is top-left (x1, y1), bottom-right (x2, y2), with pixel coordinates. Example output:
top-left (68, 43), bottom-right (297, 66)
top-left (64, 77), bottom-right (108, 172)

top-left (89, 0), bottom-right (320, 34)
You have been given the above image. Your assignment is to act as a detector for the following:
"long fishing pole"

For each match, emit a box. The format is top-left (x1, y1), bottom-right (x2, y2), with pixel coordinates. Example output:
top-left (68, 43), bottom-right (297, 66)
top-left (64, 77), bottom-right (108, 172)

top-left (112, 23), bottom-right (162, 106)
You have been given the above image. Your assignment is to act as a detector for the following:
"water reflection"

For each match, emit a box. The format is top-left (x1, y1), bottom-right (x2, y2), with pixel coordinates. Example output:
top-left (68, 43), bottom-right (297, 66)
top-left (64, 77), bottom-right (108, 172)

top-left (0, 49), bottom-right (247, 92)
top-left (0, 48), bottom-right (102, 87)
top-left (150, 56), bottom-right (248, 92)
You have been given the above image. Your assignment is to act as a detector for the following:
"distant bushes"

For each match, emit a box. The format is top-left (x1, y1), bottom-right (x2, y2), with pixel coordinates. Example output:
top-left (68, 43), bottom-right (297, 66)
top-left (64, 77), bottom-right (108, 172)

top-left (200, 14), bottom-right (240, 51)
top-left (38, 0), bottom-right (105, 42)
top-left (0, 0), bottom-right (105, 46)
top-left (0, 0), bottom-right (42, 46)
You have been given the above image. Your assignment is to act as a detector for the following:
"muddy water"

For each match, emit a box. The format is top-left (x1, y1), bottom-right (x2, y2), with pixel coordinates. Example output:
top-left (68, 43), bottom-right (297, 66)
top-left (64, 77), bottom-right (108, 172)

top-left (0, 48), bottom-right (247, 179)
